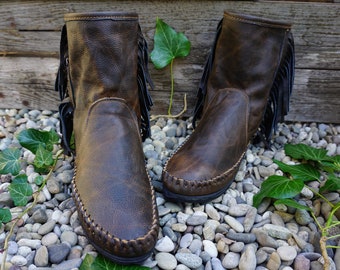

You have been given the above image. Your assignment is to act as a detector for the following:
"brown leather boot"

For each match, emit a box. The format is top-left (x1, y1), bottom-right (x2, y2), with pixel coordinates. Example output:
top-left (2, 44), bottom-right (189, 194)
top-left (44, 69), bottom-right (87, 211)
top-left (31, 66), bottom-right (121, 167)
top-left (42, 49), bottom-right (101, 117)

top-left (55, 12), bottom-right (159, 264)
top-left (162, 11), bottom-right (295, 203)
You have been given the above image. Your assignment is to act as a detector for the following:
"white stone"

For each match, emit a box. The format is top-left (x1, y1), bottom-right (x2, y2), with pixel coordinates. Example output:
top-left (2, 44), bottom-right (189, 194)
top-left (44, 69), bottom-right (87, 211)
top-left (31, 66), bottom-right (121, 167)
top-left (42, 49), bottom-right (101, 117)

top-left (180, 233), bottom-right (193, 248)
top-left (277, 246), bottom-right (298, 261)
top-left (156, 252), bottom-right (177, 270)
top-left (205, 204), bottom-right (220, 220)
top-left (222, 252), bottom-right (240, 269)
top-left (224, 215), bottom-right (244, 232)
top-left (203, 240), bottom-right (218, 258)
top-left (17, 239), bottom-right (41, 249)
top-left (155, 236), bottom-right (175, 252)
top-left (239, 245), bottom-right (257, 270)
top-left (11, 255), bottom-right (28, 266)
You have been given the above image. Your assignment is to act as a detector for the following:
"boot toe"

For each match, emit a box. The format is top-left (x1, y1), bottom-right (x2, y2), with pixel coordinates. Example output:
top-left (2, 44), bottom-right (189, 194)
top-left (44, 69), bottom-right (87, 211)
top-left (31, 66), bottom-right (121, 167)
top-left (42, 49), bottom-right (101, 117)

top-left (72, 100), bottom-right (159, 264)
top-left (73, 178), bottom-right (158, 264)
top-left (162, 89), bottom-right (249, 203)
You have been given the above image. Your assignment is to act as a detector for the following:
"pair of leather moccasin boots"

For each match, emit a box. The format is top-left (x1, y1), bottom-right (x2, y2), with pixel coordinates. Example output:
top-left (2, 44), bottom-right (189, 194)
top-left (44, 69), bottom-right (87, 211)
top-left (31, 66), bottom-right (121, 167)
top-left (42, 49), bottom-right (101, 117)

top-left (55, 11), bottom-right (294, 265)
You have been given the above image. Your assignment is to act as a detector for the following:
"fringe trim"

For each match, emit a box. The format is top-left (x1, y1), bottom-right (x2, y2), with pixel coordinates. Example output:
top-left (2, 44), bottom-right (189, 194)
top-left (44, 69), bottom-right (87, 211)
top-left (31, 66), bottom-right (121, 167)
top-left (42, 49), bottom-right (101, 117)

top-left (58, 102), bottom-right (74, 155)
top-left (55, 25), bottom-right (69, 101)
top-left (137, 26), bottom-right (154, 141)
top-left (55, 25), bottom-right (75, 155)
top-left (192, 19), bottom-right (223, 128)
top-left (256, 31), bottom-right (295, 143)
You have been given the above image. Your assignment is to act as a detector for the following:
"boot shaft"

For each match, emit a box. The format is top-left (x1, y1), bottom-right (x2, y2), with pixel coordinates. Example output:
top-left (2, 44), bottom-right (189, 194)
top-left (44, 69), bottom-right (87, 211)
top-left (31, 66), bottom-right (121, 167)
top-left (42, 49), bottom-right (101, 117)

top-left (195, 11), bottom-right (294, 141)
top-left (64, 12), bottom-right (140, 115)
top-left (56, 12), bottom-right (153, 153)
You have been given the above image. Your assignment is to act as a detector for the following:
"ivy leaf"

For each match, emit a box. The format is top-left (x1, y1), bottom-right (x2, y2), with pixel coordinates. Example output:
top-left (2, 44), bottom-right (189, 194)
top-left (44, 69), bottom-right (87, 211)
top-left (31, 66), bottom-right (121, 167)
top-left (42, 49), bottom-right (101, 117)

top-left (80, 254), bottom-right (150, 270)
top-left (0, 148), bottom-right (21, 175)
top-left (34, 145), bottom-right (54, 169)
top-left (34, 175), bottom-right (44, 186)
top-left (284, 143), bottom-right (327, 162)
top-left (17, 129), bottom-right (59, 154)
top-left (253, 175), bottom-right (304, 207)
top-left (274, 160), bottom-right (320, 182)
top-left (151, 17), bottom-right (191, 69)
top-left (274, 199), bottom-right (312, 211)
top-left (8, 174), bottom-right (33, 206)
top-left (0, 208), bottom-right (12, 226)
top-left (320, 174), bottom-right (340, 193)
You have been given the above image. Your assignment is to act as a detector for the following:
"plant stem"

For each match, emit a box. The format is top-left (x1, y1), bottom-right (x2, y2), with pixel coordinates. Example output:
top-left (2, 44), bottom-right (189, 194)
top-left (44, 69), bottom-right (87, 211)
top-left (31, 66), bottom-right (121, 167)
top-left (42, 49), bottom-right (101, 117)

top-left (326, 201), bottom-right (340, 228)
top-left (308, 186), bottom-right (334, 208)
top-left (1, 150), bottom-right (63, 270)
top-left (168, 58), bottom-right (174, 116)
top-left (151, 94), bottom-right (187, 121)
top-left (320, 236), bottom-right (330, 270)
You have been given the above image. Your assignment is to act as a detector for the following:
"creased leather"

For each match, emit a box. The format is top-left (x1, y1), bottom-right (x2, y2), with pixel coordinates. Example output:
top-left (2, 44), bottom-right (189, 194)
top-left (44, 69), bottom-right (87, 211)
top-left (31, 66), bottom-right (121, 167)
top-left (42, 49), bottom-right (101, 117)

top-left (58, 12), bottom-right (158, 263)
top-left (163, 11), bottom-right (294, 203)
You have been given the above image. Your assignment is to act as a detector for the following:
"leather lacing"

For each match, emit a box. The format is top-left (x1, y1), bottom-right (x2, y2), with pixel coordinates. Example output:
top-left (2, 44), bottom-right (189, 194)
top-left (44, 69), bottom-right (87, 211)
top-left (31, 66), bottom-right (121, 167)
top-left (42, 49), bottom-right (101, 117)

top-left (55, 24), bottom-right (153, 155)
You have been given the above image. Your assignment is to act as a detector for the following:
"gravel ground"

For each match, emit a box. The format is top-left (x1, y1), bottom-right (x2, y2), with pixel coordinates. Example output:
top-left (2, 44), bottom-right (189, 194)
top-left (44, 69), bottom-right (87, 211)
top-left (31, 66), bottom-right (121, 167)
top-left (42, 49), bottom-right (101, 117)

top-left (0, 108), bottom-right (339, 270)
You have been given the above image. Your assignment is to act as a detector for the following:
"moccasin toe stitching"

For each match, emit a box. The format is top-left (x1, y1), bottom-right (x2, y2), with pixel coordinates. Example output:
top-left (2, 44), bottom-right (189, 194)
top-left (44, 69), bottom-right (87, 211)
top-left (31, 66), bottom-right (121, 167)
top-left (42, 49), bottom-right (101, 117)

top-left (72, 170), bottom-right (158, 259)
top-left (163, 151), bottom-right (245, 199)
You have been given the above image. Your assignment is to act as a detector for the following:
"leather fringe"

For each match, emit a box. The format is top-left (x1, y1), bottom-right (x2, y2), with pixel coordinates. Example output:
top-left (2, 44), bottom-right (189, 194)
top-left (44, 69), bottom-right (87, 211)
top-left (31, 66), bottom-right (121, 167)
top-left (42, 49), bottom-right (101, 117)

top-left (58, 102), bottom-right (74, 155)
top-left (55, 25), bottom-right (75, 155)
top-left (192, 19), bottom-right (223, 128)
top-left (256, 31), bottom-right (295, 144)
top-left (137, 26), bottom-right (154, 141)
top-left (55, 25), bottom-right (69, 101)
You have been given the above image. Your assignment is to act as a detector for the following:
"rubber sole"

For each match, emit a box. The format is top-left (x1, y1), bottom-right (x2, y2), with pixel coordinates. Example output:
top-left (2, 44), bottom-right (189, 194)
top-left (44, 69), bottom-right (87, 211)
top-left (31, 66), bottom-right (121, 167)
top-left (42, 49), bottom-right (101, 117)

top-left (163, 182), bottom-right (233, 204)
top-left (87, 237), bottom-right (152, 265)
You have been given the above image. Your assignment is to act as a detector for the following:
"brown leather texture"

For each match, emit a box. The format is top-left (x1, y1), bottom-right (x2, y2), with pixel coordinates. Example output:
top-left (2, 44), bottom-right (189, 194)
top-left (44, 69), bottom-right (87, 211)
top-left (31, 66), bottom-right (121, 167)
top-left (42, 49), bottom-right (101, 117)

top-left (162, 11), bottom-right (293, 203)
top-left (63, 12), bottom-right (158, 263)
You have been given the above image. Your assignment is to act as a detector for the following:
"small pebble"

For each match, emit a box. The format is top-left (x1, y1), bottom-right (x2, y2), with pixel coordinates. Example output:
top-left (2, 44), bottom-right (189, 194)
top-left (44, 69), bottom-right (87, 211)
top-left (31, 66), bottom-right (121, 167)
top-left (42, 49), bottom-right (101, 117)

top-left (156, 252), bottom-right (177, 270)
top-left (175, 252), bottom-right (203, 268)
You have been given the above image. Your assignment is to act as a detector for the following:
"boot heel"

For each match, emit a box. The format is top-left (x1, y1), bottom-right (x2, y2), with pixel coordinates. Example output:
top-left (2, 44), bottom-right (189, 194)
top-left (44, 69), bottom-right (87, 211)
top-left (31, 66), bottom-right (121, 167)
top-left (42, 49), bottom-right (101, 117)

top-left (258, 31), bottom-right (295, 143)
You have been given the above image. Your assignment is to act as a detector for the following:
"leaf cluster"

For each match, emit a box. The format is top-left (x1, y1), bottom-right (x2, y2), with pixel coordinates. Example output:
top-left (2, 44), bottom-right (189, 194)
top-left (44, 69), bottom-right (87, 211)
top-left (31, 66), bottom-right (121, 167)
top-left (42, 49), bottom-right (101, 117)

top-left (0, 129), bottom-right (60, 224)
top-left (253, 143), bottom-right (340, 209)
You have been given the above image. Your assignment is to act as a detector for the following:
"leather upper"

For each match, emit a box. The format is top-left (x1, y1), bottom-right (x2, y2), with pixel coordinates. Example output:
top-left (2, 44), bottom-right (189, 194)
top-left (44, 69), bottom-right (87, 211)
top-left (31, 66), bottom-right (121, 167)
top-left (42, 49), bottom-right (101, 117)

top-left (163, 11), bottom-right (293, 202)
top-left (62, 12), bottom-right (158, 261)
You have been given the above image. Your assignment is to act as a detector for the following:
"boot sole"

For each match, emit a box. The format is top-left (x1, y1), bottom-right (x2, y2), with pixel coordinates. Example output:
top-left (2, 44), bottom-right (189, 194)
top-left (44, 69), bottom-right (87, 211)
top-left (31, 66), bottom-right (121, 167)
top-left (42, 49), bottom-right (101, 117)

top-left (163, 181), bottom-right (232, 204)
top-left (87, 237), bottom-right (152, 265)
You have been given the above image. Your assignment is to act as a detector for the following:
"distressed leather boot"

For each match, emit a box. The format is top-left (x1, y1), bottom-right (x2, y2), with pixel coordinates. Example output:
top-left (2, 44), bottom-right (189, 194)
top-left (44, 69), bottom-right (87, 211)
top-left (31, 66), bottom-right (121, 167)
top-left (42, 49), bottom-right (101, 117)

top-left (55, 12), bottom-right (159, 264)
top-left (162, 11), bottom-right (295, 203)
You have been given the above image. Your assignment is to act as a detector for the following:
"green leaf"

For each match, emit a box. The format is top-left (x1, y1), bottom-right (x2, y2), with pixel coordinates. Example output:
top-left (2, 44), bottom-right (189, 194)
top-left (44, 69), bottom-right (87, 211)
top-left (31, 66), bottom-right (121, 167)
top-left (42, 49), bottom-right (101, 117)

top-left (151, 17), bottom-right (191, 69)
top-left (274, 160), bottom-right (320, 182)
top-left (252, 190), bottom-right (269, 208)
top-left (80, 254), bottom-right (95, 270)
top-left (320, 174), bottom-right (340, 193)
top-left (321, 155), bottom-right (340, 172)
top-left (8, 174), bottom-right (33, 206)
top-left (274, 199), bottom-right (312, 211)
top-left (284, 143), bottom-right (327, 162)
top-left (253, 175), bottom-right (304, 207)
top-left (0, 148), bottom-right (21, 175)
top-left (0, 208), bottom-right (12, 226)
top-left (17, 129), bottom-right (59, 154)
top-left (34, 175), bottom-right (44, 186)
top-left (80, 254), bottom-right (150, 270)
top-left (34, 145), bottom-right (54, 169)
